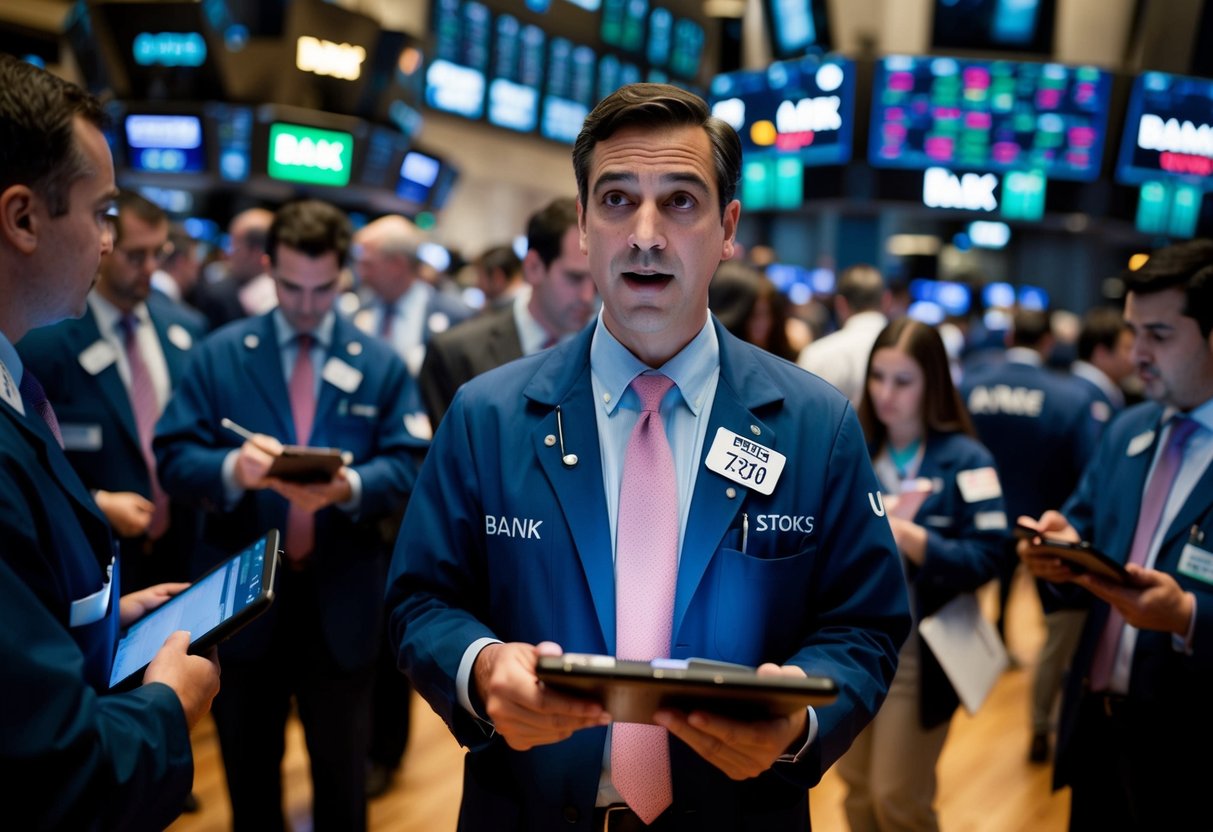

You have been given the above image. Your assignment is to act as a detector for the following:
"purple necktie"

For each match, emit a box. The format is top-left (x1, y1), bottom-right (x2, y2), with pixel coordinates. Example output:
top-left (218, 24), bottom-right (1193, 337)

top-left (612, 372), bottom-right (677, 824)
top-left (18, 369), bottom-right (64, 448)
top-left (1088, 416), bottom-right (1200, 690)
top-left (285, 334), bottom-right (316, 562)
top-left (380, 304), bottom-right (395, 340)
top-left (118, 315), bottom-right (169, 539)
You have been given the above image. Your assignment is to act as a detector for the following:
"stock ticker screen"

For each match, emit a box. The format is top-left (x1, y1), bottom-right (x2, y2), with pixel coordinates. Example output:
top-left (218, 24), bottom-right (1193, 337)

top-left (1117, 71), bottom-right (1213, 190)
top-left (869, 55), bottom-right (1111, 182)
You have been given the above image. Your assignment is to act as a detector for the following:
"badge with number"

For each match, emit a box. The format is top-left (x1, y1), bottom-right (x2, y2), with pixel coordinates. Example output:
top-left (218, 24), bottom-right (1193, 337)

top-left (705, 426), bottom-right (786, 496)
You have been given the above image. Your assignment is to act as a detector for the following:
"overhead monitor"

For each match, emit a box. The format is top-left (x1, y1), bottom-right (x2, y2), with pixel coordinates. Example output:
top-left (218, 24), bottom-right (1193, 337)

top-left (488, 14), bottom-right (545, 132)
top-left (541, 37), bottom-right (596, 143)
top-left (601, 0), bottom-right (649, 53)
top-left (426, 0), bottom-right (490, 119)
top-left (931, 0), bottom-right (1056, 55)
top-left (598, 54), bottom-right (642, 100)
top-left (124, 113), bottom-right (207, 175)
top-left (669, 18), bottom-right (704, 80)
top-left (1116, 71), bottom-right (1213, 191)
top-left (910, 278), bottom-right (972, 316)
top-left (763, 0), bottom-right (831, 58)
top-left (256, 109), bottom-right (361, 189)
top-left (206, 102), bottom-right (254, 182)
top-left (396, 150), bottom-right (443, 207)
top-left (869, 55), bottom-right (1111, 182)
top-left (710, 54), bottom-right (855, 167)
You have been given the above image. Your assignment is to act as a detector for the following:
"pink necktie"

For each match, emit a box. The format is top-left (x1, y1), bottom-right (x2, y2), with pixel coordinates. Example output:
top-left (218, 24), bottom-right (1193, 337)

top-left (119, 315), bottom-right (169, 540)
top-left (612, 373), bottom-right (677, 824)
top-left (1088, 416), bottom-right (1200, 690)
top-left (285, 334), bottom-right (316, 562)
top-left (18, 369), bottom-right (64, 448)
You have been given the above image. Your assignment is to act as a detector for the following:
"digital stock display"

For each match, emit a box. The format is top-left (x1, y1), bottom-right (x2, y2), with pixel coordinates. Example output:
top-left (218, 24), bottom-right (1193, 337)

top-left (1117, 71), bottom-right (1213, 189)
top-left (124, 114), bottom-right (207, 174)
top-left (869, 55), bottom-right (1111, 182)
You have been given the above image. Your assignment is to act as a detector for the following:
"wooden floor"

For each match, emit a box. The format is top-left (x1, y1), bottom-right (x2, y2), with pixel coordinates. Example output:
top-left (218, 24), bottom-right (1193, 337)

top-left (169, 568), bottom-right (1069, 832)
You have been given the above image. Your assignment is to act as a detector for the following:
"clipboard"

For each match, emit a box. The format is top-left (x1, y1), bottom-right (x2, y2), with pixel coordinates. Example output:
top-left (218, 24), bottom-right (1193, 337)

top-left (535, 653), bottom-right (838, 724)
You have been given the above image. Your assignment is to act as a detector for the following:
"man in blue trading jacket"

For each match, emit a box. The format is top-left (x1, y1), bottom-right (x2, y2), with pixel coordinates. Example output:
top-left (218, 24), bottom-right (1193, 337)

top-left (386, 83), bottom-right (910, 832)
top-left (19, 190), bottom-right (206, 591)
top-left (0, 54), bottom-right (219, 829)
top-left (1019, 240), bottom-right (1213, 830)
top-left (155, 199), bottom-right (425, 831)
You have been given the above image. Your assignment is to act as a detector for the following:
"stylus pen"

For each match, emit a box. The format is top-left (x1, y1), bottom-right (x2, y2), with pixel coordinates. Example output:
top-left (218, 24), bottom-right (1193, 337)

top-left (220, 417), bottom-right (258, 443)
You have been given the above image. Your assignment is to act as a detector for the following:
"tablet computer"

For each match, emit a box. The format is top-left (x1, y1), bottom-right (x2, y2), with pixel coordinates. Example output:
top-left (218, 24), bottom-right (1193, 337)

top-left (109, 530), bottom-right (280, 690)
top-left (1014, 524), bottom-right (1130, 584)
top-left (267, 446), bottom-right (344, 483)
top-left (535, 654), bottom-right (838, 724)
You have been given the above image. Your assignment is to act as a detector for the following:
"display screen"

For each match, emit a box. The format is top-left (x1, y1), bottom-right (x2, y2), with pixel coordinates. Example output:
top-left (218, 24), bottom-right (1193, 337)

top-left (124, 114), bottom-right (207, 174)
top-left (669, 18), bottom-right (704, 79)
top-left (598, 53), bottom-right (642, 100)
top-left (910, 278), bottom-right (972, 316)
top-left (266, 123), bottom-right (353, 187)
top-left (396, 150), bottom-right (442, 206)
top-left (426, 0), bottom-right (490, 118)
top-left (488, 14), bottom-right (544, 132)
top-left (1116, 72), bottom-right (1213, 190)
top-left (710, 55), bottom-right (855, 167)
top-left (931, 0), bottom-right (1056, 55)
top-left (602, 0), bottom-right (649, 52)
top-left (207, 103), bottom-right (252, 182)
top-left (541, 37), bottom-right (596, 143)
top-left (869, 55), bottom-right (1111, 182)
top-left (764, 0), bottom-right (830, 58)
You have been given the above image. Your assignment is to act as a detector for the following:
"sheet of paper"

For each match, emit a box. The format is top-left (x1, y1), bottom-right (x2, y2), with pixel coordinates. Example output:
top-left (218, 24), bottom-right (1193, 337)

top-left (918, 592), bottom-right (1008, 714)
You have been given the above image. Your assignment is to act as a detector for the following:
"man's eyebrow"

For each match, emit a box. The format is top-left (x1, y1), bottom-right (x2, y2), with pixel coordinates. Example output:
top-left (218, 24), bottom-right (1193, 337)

top-left (591, 170), bottom-right (711, 194)
top-left (1127, 321), bottom-right (1174, 334)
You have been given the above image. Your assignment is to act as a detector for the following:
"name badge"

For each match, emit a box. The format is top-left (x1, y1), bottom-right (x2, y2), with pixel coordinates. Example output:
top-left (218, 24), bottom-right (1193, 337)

top-left (1178, 542), bottom-right (1213, 586)
top-left (322, 357), bottom-right (363, 393)
top-left (69, 557), bottom-right (114, 627)
top-left (1127, 430), bottom-right (1155, 457)
top-left (78, 340), bottom-right (117, 376)
top-left (957, 466), bottom-right (1002, 503)
top-left (704, 427), bottom-right (786, 496)
top-left (60, 422), bottom-right (103, 451)
top-left (167, 323), bottom-right (193, 351)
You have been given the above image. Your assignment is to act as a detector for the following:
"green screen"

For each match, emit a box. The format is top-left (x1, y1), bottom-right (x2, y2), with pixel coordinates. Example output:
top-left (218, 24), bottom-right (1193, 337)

top-left (267, 123), bottom-right (353, 187)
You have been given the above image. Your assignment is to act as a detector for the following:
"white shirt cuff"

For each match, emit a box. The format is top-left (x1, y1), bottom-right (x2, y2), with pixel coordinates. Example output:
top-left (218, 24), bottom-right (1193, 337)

top-left (776, 706), bottom-right (818, 764)
top-left (457, 637), bottom-right (504, 720)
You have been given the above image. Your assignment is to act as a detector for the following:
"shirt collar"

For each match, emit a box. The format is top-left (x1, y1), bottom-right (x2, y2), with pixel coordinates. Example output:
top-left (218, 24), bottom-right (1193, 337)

top-left (1163, 395), bottom-right (1213, 436)
top-left (273, 308), bottom-right (335, 351)
top-left (514, 290), bottom-right (552, 355)
top-left (1005, 346), bottom-right (1043, 366)
top-left (589, 311), bottom-right (718, 417)
top-left (89, 291), bottom-right (149, 337)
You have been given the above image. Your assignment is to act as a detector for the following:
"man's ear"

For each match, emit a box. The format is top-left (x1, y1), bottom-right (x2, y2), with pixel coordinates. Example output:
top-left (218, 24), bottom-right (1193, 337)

top-left (0, 185), bottom-right (39, 255)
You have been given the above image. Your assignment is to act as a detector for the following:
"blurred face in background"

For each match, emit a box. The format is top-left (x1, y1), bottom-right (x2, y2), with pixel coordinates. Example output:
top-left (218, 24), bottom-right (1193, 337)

top-left (526, 226), bottom-right (595, 338)
top-left (98, 210), bottom-right (168, 312)
top-left (867, 345), bottom-right (925, 446)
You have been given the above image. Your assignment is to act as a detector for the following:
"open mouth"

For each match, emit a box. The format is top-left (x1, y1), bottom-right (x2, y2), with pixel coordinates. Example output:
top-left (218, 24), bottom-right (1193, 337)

top-left (622, 271), bottom-right (674, 288)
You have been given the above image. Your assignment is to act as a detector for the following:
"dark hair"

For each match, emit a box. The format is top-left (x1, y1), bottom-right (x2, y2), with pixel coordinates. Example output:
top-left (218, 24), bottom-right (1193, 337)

top-left (1124, 239), bottom-right (1213, 337)
top-left (477, 244), bottom-right (522, 278)
top-left (572, 83), bottom-right (741, 217)
top-left (0, 54), bottom-right (106, 218)
top-left (858, 317), bottom-right (975, 448)
top-left (709, 260), bottom-right (796, 361)
top-left (1010, 308), bottom-right (1051, 348)
top-left (112, 190), bottom-right (167, 248)
top-left (527, 196), bottom-right (579, 268)
top-left (836, 264), bottom-right (885, 313)
top-left (1077, 306), bottom-right (1129, 362)
top-left (266, 200), bottom-right (352, 268)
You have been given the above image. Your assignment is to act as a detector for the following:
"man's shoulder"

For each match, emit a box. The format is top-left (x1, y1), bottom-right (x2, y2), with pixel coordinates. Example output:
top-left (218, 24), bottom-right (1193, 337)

top-left (425, 288), bottom-right (476, 326)
top-left (147, 291), bottom-right (207, 338)
top-left (431, 306), bottom-right (515, 353)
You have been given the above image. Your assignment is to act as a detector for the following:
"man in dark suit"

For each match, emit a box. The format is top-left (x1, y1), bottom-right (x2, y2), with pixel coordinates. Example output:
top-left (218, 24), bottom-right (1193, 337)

top-left (419, 196), bottom-right (595, 428)
top-left (155, 198), bottom-right (424, 831)
top-left (351, 213), bottom-right (473, 438)
top-left (961, 308), bottom-right (1101, 761)
top-left (1019, 240), bottom-right (1213, 829)
top-left (0, 53), bottom-right (218, 830)
top-left (387, 83), bottom-right (909, 832)
top-left (1071, 305), bottom-right (1135, 420)
top-left (191, 207), bottom-right (275, 330)
top-left (19, 190), bottom-right (206, 591)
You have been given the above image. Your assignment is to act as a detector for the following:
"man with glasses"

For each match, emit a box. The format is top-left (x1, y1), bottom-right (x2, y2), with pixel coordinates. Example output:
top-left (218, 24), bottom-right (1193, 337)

top-left (19, 189), bottom-right (206, 591)
top-left (155, 198), bottom-right (425, 831)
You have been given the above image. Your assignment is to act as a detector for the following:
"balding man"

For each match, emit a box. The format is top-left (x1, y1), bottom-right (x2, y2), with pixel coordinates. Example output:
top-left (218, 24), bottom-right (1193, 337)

top-left (193, 207), bottom-right (276, 330)
top-left (352, 215), bottom-right (473, 425)
top-left (797, 264), bottom-right (889, 404)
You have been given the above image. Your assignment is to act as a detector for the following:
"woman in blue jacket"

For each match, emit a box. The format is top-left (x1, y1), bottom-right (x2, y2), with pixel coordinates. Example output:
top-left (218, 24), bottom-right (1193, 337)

top-left (836, 317), bottom-right (1010, 832)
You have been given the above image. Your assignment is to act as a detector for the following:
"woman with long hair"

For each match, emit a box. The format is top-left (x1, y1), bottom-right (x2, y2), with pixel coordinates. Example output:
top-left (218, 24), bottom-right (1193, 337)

top-left (837, 317), bottom-right (1010, 831)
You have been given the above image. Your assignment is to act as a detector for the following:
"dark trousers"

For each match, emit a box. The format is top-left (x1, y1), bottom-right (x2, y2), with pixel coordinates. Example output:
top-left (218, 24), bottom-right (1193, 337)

top-left (1067, 694), bottom-right (1202, 831)
top-left (368, 618), bottom-right (412, 767)
top-left (212, 569), bottom-right (375, 832)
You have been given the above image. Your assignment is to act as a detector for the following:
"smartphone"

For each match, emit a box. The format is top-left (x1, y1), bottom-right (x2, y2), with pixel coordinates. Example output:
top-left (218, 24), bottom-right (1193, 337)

top-left (1014, 523), bottom-right (1130, 584)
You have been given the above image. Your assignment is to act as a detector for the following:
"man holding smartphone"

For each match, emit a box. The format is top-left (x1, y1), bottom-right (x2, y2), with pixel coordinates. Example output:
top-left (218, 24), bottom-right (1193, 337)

top-left (1018, 240), bottom-right (1213, 830)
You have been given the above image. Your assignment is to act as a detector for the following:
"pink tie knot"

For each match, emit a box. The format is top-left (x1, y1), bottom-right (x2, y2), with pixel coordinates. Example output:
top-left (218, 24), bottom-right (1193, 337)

top-left (630, 373), bottom-right (674, 413)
